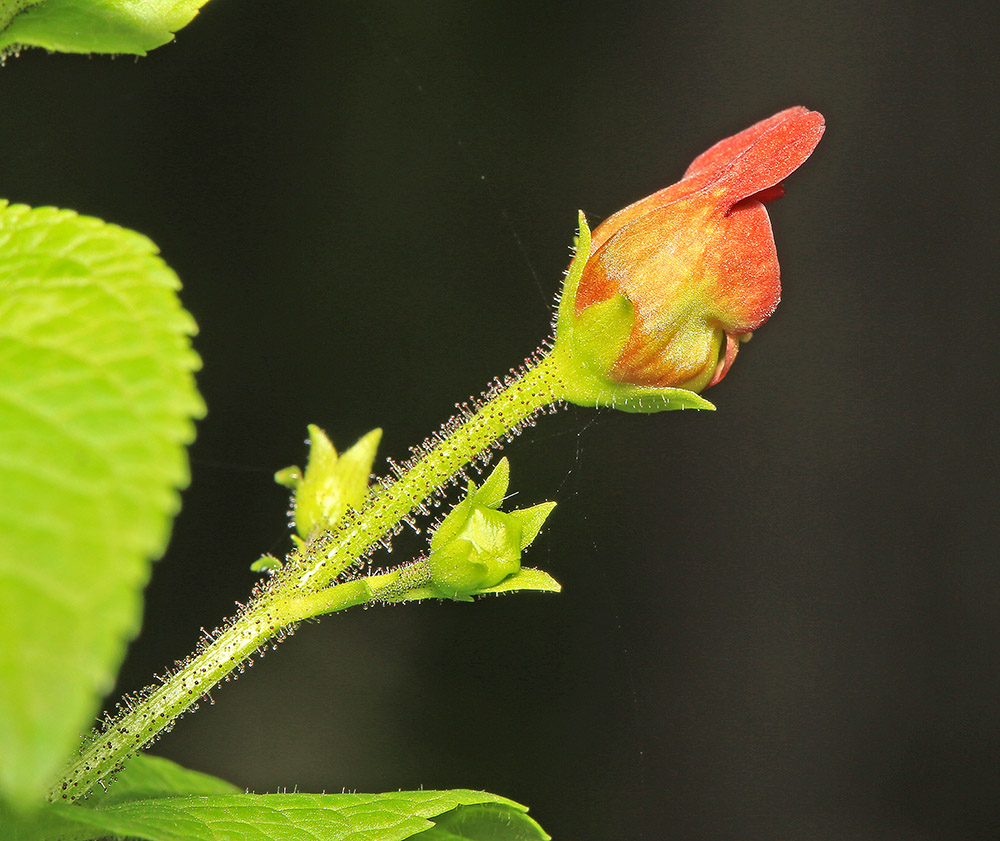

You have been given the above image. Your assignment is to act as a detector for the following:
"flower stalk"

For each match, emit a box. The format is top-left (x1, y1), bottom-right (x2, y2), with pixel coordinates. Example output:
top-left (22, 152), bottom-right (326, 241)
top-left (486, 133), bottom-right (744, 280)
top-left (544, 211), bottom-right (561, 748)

top-left (52, 106), bottom-right (823, 802)
top-left (52, 349), bottom-right (569, 802)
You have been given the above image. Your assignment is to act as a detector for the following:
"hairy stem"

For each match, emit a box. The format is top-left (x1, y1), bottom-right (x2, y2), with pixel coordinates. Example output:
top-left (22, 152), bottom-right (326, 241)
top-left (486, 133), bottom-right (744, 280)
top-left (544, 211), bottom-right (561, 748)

top-left (283, 351), bottom-right (565, 593)
top-left (52, 349), bottom-right (566, 801)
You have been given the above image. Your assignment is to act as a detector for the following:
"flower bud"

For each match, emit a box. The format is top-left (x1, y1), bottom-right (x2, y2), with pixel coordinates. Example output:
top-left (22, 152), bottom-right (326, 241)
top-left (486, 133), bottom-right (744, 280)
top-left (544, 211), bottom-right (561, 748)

top-left (275, 425), bottom-right (381, 542)
top-left (552, 107), bottom-right (824, 407)
top-left (427, 458), bottom-right (556, 600)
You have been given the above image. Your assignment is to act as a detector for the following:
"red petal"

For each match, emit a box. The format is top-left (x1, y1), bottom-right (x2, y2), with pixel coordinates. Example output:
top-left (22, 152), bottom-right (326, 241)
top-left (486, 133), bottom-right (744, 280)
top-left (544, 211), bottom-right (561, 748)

top-left (589, 108), bottom-right (823, 253)
top-left (588, 179), bottom-right (691, 254)
top-left (707, 333), bottom-right (741, 387)
top-left (751, 183), bottom-right (785, 205)
top-left (577, 198), bottom-right (712, 316)
top-left (707, 200), bottom-right (781, 333)
top-left (684, 107), bottom-right (811, 178)
top-left (710, 109), bottom-right (825, 210)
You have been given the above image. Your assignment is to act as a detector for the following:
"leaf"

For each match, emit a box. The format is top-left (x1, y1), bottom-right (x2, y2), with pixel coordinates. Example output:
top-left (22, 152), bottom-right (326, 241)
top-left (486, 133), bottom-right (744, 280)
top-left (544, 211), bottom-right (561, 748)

top-left (26, 790), bottom-right (543, 841)
top-left (0, 755), bottom-right (238, 840)
top-left (0, 201), bottom-right (203, 806)
top-left (0, 0), bottom-right (211, 58)
top-left (413, 802), bottom-right (550, 840)
top-left (85, 753), bottom-right (240, 807)
top-left (0, 799), bottom-right (103, 841)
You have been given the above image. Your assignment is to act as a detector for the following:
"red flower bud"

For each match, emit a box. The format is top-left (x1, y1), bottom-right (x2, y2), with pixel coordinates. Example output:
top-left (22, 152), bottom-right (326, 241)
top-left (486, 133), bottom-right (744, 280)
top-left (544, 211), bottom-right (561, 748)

top-left (574, 107), bottom-right (824, 393)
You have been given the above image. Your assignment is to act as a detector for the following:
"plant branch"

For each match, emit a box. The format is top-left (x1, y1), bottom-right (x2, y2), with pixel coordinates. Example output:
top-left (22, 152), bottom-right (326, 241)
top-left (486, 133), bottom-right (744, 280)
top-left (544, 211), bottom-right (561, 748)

top-left (51, 348), bottom-right (567, 802)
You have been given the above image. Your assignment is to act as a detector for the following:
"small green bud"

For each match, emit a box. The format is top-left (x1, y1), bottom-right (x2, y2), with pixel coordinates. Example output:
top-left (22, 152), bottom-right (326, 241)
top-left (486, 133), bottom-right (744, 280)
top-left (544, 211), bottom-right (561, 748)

top-left (427, 459), bottom-right (556, 599)
top-left (276, 425), bottom-right (382, 539)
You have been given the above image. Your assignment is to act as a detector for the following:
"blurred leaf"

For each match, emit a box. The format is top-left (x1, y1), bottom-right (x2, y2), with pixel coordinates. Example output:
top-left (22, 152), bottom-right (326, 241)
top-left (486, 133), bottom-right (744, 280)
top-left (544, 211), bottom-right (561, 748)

top-left (0, 0), bottom-right (211, 57)
top-left (1, 755), bottom-right (236, 840)
top-left (0, 201), bottom-right (203, 806)
top-left (85, 753), bottom-right (240, 807)
top-left (0, 799), bottom-right (102, 841)
top-left (10, 790), bottom-right (542, 841)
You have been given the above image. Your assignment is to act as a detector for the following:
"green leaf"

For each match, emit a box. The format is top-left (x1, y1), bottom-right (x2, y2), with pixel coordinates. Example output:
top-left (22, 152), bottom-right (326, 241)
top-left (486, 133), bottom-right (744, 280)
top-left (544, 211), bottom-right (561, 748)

top-left (85, 753), bottom-right (240, 807)
top-left (414, 802), bottom-right (550, 841)
top-left (1, 756), bottom-right (237, 839)
top-left (0, 799), bottom-right (102, 841)
top-left (0, 0), bottom-right (211, 58)
top-left (0, 201), bottom-right (203, 806)
top-left (22, 790), bottom-right (541, 841)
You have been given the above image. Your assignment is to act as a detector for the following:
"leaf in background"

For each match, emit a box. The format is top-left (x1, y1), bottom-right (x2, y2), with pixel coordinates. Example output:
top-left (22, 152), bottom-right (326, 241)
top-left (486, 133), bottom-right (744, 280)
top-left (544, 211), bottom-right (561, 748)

top-left (85, 753), bottom-right (240, 807)
top-left (0, 799), bottom-right (103, 841)
top-left (0, 0), bottom-right (211, 58)
top-left (0, 201), bottom-right (203, 806)
top-left (0, 755), bottom-right (238, 840)
top-left (27, 790), bottom-right (544, 841)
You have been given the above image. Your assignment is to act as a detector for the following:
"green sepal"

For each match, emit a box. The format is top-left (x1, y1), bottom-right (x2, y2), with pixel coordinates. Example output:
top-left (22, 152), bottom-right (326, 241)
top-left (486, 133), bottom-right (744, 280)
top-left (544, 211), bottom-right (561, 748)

top-left (549, 213), bottom-right (715, 414)
top-left (427, 507), bottom-right (522, 599)
top-left (392, 567), bottom-right (561, 603)
top-left (508, 501), bottom-right (557, 550)
top-left (472, 456), bottom-right (510, 508)
top-left (426, 460), bottom-right (556, 600)
top-left (551, 302), bottom-right (714, 412)
top-left (277, 425), bottom-right (381, 539)
top-left (554, 210), bottom-right (593, 341)
top-left (273, 465), bottom-right (301, 489)
top-left (476, 566), bottom-right (561, 595)
top-left (429, 492), bottom-right (473, 553)
top-left (557, 293), bottom-right (635, 398)
top-left (576, 294), bottom-right (635, 374)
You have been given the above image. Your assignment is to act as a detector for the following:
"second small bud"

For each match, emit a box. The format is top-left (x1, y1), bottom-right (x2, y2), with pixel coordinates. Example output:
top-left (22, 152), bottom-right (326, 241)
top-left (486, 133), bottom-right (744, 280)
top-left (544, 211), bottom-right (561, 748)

top-left (427, 459), bottom-right (556, 600)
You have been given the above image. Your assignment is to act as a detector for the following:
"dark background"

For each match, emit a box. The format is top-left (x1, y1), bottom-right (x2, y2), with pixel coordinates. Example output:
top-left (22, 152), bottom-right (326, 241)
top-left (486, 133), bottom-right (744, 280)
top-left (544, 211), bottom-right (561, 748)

top-left (3, 1), bottom-right (998, 838)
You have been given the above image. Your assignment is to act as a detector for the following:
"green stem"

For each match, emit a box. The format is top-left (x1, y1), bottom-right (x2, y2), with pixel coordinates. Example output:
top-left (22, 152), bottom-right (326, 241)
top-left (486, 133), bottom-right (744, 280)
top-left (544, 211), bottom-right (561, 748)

top-left (51, 349), bottom-right (566, 802)
top-left (286, 561), bottom-right (434, 621)
top-left (52, 599), bottom-right (293, 802)
top-left (282, 350), bottom-right (566, 593)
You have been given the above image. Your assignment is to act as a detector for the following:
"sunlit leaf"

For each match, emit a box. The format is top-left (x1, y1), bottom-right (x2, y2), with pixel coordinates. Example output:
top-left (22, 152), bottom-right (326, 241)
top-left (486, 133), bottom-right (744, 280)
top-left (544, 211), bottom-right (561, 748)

top-left (0, 201), bottom-right (203, 806)
top-left (0, 0), bottom-right (211, 57)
